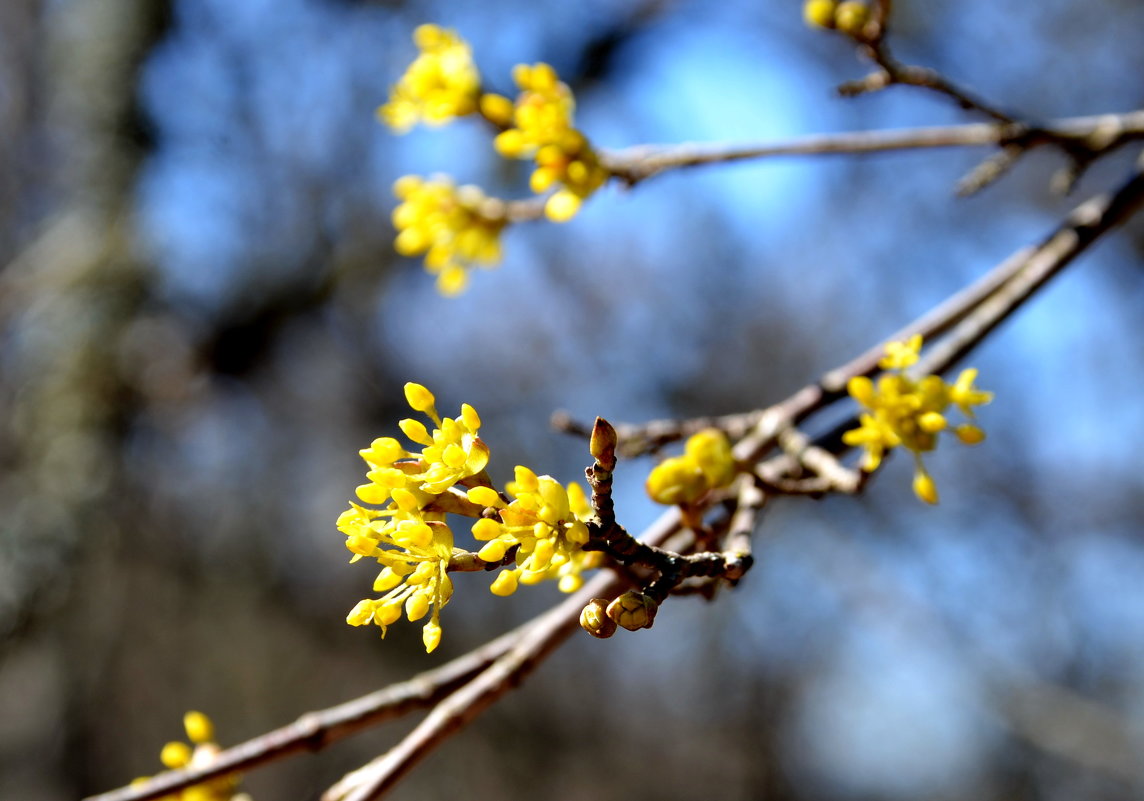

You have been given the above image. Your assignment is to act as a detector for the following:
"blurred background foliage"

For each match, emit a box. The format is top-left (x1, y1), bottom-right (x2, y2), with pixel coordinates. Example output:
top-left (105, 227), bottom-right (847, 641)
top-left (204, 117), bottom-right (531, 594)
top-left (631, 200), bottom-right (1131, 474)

top-left (2, 1), bottom-right (1144, 799)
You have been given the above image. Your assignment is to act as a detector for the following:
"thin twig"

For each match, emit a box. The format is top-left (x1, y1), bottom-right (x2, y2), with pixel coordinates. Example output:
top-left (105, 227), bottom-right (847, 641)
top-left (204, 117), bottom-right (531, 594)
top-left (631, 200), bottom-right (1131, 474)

top-left (843, 33), bottom-right (1017, 124)
top-left (551, 408), bottom-right (765, 458)
top-left (85, 632), bottom-right (518, 801)
top-left (776, 425), bottom-right (863, 493)
top-left (915, 149), bottom-right (1144, 378)
top-left (723, 476), bottom-right (764, 577)
top-left (956, 142), bottom-right (1026, 196)
top-left (601, 110), bottom-right (1144, 184)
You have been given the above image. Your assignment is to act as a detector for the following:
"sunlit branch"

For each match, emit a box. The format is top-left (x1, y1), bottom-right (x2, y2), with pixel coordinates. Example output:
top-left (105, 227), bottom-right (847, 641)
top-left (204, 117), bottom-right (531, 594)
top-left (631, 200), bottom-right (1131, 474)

top-left (601, 110), bottom-right (1144, 185)
top-left (321, 509), bottom-right (686, 801)
top-left (843, 41), bottom-right (1017, 124)
top-left (914, 149), bottom-right (1144, 377)
top-left (84, 627), bottom-right (517, 801)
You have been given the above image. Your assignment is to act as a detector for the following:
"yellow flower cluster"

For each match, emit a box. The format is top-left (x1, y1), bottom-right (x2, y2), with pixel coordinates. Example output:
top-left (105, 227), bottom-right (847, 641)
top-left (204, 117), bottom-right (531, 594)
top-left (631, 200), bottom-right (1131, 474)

top-left (804, 0), bottom-right (871, 35)
top-left (842, 335), bottom-right (993, 504)
top-left (340, 502), bottom-right (455, 654)
top-left (491, 63), bottom-right (609, 222)
top-left (646, 428), bottom-right (737, 506)
top-left (340, 383), bottom-right (601, 652)
top-left (391, 175), bottom-right (506, 296)
top-left (379, 26), bottom-right (613, 292)
top-left (469, 467), bottom-right (602, 595)
top-left (339, 383), bottom-right (489, 652)
top-left (133, 712), bottom-right (248, 801)
top-left (379, 24), bottom-right (481, 131)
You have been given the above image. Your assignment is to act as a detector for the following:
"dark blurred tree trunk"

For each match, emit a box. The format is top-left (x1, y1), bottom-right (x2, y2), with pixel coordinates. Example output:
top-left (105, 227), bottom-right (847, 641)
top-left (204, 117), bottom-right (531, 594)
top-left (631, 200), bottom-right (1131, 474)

top-left (0, 0), bottom-right (169, 797)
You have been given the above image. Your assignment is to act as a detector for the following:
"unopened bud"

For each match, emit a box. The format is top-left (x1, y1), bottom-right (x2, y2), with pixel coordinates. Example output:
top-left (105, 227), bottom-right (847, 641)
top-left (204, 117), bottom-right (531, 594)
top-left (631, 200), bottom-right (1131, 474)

top-left (606, 591), bottom-right (658, 631)
top-left (580, 598), bottom-right (618, 639)
top-left (403, 382), bottom-right (437, 415)
top-left (912, 469), bottom-right (939, 505)
top-left (834, 1), bottom-right (870, 35)
top-left (684, 428), bottom-right (736, 488)
top-left (646, 457), bottom-right (707, 506)
top-left (589, 417), bottom-right (618, 471)
top-left (804, 0), bottom-right (837, 28)
top-left (183, 711), bottom-right (214, 745)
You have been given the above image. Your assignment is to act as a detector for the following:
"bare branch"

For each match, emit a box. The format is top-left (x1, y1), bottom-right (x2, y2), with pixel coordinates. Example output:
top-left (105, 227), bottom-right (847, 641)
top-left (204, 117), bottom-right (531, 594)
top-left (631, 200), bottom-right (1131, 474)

top-left (915, 149), bottom-right (1144, 378)
top-left (84, 633), bottom-right (521, 801)
top-left (322, 510), bottom-right (686, 801)
top-left (601, 111), bottom-right (1144, 185)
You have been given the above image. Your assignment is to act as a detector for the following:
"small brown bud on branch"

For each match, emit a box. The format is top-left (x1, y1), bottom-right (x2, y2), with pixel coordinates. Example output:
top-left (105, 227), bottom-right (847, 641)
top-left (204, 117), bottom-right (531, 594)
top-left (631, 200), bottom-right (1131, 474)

top-left (606, 591), bottom-right (659, 631)
top-left (589, 417), bottom-right (618, 471)
top-left (580, 598), bottom-right (618, 638)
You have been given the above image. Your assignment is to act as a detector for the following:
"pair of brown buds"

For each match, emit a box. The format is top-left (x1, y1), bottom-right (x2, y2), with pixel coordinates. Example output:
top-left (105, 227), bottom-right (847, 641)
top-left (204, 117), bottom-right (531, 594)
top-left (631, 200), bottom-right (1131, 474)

top-left (579, 591), bottom-right (658, 639)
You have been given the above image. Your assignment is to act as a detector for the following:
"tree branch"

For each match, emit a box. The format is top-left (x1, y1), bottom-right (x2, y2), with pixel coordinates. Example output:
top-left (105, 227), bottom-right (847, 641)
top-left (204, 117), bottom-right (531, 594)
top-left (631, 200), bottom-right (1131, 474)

top-left (321, 510), bottom-right (685, 801)
top-left (602, 110), bottom-right (1144, 185)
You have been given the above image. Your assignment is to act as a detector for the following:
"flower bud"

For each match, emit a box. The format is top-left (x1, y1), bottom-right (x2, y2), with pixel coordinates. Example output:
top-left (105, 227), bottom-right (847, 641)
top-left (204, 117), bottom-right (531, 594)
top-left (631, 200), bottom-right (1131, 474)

top-left (912, 469), bottom-right (939, 505)
top-left (183, 711), bottom-right (214, 745)
top-left (589, 417), bottom-right (618, 470)
top-left (479, 93), bottom-right (515, 126)
top-left (646, 457), bottom-right (707, 506)
top-left (955, 424), bottom-right (986, 445)
top-left (684, 428), bottom-right (735, 488)
top-left (160, 741), bottom-right (192, 770)
top-left (403, 382), bottom-right (437, 414)
top-left (804, 0), bottom-right (838, 28)
top-left (580, 599), bottom-right (618, 638)
top-left (606, 591), bottom-right (658, 631)
top-left (834, 1), bottom-right (870, 35)
top-left (490, 569), bottom-right (520, 596)
top-left (422, 621), bottom-right (442, 654)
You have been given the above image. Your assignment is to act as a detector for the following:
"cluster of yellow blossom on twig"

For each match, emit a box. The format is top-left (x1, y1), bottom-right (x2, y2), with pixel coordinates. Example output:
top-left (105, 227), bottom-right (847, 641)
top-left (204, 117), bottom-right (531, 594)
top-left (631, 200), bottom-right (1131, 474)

top-left (843, 335), bottom-right (993, 503)
top-left (133, 712), bottom-right (249, 801)
top-left (803, 0), bottom-right (873, 36)
top-left (379, 24), bottom-right (609, 295)
top-left (338, 383), bottom-right (605, 652)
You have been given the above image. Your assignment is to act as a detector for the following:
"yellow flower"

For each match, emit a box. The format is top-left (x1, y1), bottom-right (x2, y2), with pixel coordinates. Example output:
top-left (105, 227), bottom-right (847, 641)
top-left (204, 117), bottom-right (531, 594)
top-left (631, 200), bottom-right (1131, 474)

top-left (379, 24), bottom-right (481, 132)
top-left (804, 0), bottom-right (838, 27)
top-left (344, 520), bottom-right (454, 653)
top-left (646, 429), bottom-right (737, 506)
top-left (355, 382), bottom-right (489, 504)
top-left (841, 412), bottom-right (897, 472)
top-left (646, 456), bottom-right (707, 506)
top-left (471, 468), bottom-right (598, 595)
top-left (391, 175), bottom-right (507, 296)
top-left (949, 368), bottom-right (994, 417)
top-left (343, 384), bottom-right (489, 652)
top-left (139, 713), bottom-right (245, 801)
top-left (845, 337), bottom-right (992, 503)
top-left (878, 333), bottom-right (922, 370)
top-left (493, 63), bottom-right (609, 221)
top-left (833, 1), bottom-right (871, 35)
